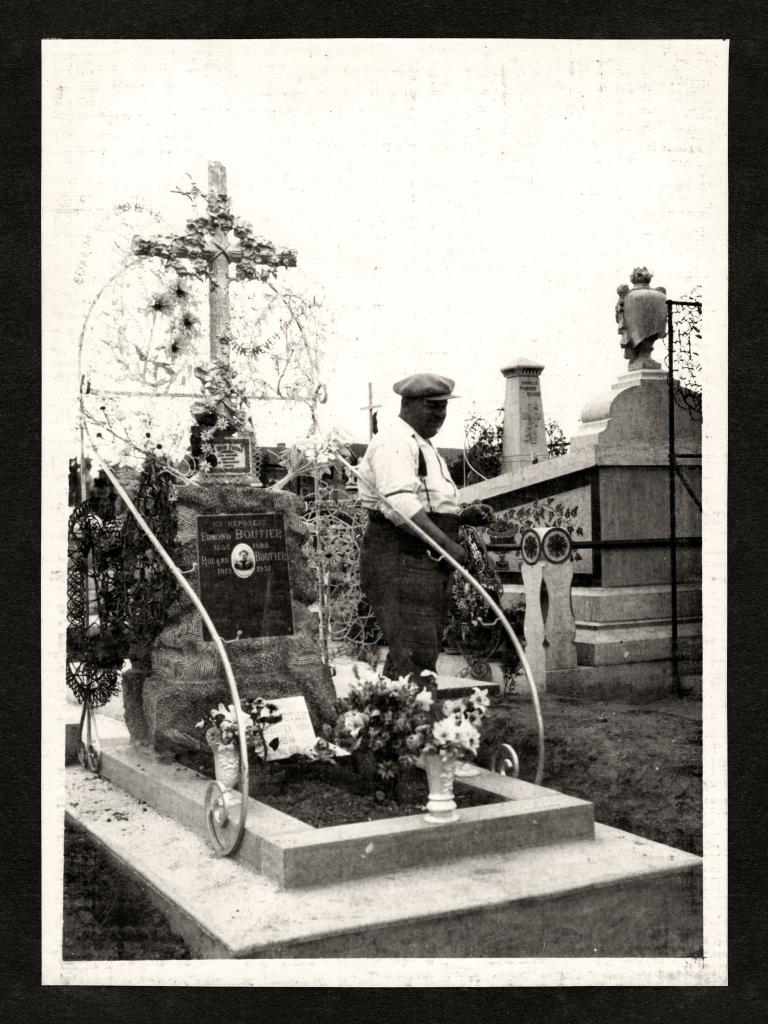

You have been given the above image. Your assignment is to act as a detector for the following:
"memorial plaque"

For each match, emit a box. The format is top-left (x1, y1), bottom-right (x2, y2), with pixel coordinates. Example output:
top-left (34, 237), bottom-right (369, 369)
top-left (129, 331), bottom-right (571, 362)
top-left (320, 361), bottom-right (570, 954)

top-left (209, 436), bottom-right (252, 475)
top-left (261, 696), bottom-right (318, 760)
top-left (196, 512), bottom-right (295, 640)
top-left (261, 696), bottom-right (350, 761)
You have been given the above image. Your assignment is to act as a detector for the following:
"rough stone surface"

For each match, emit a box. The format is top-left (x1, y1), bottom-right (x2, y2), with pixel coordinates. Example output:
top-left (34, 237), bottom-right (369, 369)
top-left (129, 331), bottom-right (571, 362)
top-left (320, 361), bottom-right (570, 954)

top-left (136, 484), bottom-right (336, 752)
top-left (120, 664), bottom-right (151, 746)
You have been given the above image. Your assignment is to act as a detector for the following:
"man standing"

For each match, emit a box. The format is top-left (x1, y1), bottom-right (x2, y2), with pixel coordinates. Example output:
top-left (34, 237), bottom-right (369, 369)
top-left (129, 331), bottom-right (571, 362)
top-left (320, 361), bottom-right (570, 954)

top-left (358, 373), bottom-right (493, 684)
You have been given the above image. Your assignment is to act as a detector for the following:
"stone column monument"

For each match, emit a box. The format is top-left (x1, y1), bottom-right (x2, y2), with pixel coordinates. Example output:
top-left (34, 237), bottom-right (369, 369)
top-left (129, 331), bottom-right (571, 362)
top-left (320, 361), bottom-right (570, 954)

top-left (500, 357), bottom-right (548, 474)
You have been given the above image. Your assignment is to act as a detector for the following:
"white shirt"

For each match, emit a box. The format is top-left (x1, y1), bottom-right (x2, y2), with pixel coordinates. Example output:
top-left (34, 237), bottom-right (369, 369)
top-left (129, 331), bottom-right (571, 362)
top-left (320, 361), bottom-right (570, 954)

top-left (357, 416), bottom-right (460, 525)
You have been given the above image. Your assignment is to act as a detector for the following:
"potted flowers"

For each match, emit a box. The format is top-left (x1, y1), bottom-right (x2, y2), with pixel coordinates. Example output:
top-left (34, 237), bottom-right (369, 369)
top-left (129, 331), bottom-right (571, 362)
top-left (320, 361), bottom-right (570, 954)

top-left (332, 667), bottom-right (490, 821)
top-left (195, 697), bottom-right (283, 790)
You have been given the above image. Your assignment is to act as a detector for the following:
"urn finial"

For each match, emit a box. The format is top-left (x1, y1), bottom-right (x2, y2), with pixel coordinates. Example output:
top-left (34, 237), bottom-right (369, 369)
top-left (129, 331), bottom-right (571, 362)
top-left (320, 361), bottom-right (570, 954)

top-left (615, 265), bottom-right (667, 370)
top-left (630, 266), bottom-right (653, 287)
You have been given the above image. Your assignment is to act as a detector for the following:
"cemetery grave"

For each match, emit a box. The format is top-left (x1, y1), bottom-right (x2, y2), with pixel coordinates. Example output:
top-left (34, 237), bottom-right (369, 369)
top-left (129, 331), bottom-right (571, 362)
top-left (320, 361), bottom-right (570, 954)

top-left (176, 749), bottom-right (505, 827)
top-left (64, 164), bottom-right (704, 960)
top-left (63, 686), bottom-right (702, 960)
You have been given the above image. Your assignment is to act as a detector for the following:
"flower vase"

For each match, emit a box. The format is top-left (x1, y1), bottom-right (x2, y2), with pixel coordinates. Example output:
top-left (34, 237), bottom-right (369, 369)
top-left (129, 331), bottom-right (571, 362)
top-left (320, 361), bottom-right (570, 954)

top-left (207, 728), bottom-right (241, 790)
top-left (419, 752), bottom-right (459, 823)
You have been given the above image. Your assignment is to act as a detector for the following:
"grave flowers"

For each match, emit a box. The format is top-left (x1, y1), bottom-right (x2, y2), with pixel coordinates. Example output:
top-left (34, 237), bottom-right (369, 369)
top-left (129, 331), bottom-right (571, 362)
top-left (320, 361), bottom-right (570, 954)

top-left (332, 667), bottom-right (489, 815)
top-left (195, 698), bottom-right (283, 789)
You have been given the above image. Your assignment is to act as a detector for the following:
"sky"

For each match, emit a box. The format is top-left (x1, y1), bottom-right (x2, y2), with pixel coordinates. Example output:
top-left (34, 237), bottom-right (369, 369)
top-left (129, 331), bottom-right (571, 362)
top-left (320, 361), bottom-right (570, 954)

top-left (42, 39), bottom-right (727, 450)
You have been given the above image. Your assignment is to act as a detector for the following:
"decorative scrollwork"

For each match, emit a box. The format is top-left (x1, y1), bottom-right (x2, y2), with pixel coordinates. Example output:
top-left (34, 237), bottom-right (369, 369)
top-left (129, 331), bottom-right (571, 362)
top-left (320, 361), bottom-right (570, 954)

top-left (664, 290), bottom-right (702, 421)
top-left (77, 702), bottom-right (102, 774)
top-left (490, 742), bottom-right (520, 778)
top-left (444, 526), bottom-right (505, 679)
top-left (204, 781), bottom-right (243, 857)
top-left (66, 497), bottom-right (125, 708)
top-left (67, 455), bottom-right (179, 718)
top-left (302, 484), bottom-right (383, 661)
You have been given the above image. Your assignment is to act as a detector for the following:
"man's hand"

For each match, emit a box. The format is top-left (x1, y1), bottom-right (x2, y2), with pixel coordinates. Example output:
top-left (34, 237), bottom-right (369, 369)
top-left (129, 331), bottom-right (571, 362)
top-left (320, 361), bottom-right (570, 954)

top-left (460, 502), bottom-right (495, 527)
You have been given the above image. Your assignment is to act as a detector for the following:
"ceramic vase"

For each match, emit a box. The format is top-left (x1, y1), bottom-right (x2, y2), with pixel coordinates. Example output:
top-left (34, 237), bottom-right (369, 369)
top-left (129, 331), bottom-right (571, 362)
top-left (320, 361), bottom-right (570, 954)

top-left (207, 728), bottom-right (241, 790)
top-left (419, 751), bottom-right (459, 823)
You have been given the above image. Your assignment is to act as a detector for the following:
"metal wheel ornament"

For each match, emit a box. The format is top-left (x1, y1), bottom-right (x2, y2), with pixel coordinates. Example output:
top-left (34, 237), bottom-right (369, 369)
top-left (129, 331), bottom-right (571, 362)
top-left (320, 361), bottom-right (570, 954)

top-left (204, 781), bottom-right (243, 857)
top-left (490, 742), bottom-right (521, 778)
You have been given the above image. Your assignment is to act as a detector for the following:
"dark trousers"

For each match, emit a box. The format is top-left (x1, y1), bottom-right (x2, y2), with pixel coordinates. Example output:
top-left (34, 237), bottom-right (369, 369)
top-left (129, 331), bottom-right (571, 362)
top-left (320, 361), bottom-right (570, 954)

top-left (360, 512), bottom-right (459, 683)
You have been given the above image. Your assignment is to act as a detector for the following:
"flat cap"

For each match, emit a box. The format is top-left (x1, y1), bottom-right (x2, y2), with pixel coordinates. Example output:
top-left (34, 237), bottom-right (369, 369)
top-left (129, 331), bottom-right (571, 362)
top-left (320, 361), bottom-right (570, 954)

top-left (393, 373), bottom-right (459, 401)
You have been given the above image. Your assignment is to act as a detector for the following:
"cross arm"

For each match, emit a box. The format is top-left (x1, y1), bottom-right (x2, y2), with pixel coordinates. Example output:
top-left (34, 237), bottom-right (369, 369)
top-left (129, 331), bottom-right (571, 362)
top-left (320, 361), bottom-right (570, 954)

top-left (131, 234), bottom-right (297, 273)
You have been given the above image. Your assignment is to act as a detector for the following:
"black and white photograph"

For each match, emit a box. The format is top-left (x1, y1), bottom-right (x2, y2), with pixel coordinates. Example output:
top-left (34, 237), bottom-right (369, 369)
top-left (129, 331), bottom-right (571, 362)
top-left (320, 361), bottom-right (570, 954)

top-left (41, 38), bottom-right (727, 985)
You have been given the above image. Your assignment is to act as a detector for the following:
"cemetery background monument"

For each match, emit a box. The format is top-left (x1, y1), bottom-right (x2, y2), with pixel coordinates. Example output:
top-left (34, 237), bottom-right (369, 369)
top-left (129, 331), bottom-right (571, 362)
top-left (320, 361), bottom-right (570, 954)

top-left (461, 267), bottom-right (701, 699)
top-left (121, 162), bottom-right (336, 752)
top-left (500, 357), bottom-right (548, 474)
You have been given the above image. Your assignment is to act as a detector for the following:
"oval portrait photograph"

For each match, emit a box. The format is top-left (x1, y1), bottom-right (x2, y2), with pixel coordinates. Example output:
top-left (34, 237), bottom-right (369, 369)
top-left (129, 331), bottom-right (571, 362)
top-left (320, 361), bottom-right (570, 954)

top-left (231, 543), bottom-right (256, 579)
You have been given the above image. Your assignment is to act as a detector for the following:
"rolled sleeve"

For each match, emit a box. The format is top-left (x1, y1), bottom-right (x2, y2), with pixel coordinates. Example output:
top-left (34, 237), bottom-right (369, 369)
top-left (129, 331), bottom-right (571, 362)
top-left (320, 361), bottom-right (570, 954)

top-left (367, 440), bottom-right (422, 523)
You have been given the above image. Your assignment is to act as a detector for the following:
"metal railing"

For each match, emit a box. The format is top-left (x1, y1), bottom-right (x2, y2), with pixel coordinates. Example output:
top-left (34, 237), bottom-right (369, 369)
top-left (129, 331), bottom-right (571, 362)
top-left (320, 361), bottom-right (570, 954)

top-left (81, 418), bottom-right (251, 857)
top-left (666, 297), bottom-right (703, 692)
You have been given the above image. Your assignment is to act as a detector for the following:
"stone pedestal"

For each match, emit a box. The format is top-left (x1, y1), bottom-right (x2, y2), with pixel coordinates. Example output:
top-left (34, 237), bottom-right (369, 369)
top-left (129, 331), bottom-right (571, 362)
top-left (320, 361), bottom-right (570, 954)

top-left (460, 365), bottom-right (701, 701)
top-left (500, 357), bottom-right (548, 475)
top-left (133, 481), bottom-right (336, 754)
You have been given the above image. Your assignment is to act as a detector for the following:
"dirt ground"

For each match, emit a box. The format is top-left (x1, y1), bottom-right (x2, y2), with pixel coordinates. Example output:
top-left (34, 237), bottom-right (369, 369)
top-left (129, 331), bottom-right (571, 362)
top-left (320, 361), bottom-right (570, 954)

top-left (480, 690), bottom-right (702, 856)
top-left (63, 690), bottom-right (702, 959)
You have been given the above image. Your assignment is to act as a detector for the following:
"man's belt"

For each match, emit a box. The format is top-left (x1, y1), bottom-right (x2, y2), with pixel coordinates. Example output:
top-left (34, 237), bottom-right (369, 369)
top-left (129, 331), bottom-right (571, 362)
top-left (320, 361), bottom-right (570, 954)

top-left (366, 508), bottom-right (460, 556)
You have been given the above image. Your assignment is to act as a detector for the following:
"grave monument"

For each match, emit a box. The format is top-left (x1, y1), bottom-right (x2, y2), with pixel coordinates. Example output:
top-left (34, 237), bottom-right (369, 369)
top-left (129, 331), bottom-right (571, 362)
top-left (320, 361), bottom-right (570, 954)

top-left (500, 357), bottom-right (548, 474)
top-left (121, 162), bottom-right (336, 752)
top-left (460, 267), bottom-right (701, 699)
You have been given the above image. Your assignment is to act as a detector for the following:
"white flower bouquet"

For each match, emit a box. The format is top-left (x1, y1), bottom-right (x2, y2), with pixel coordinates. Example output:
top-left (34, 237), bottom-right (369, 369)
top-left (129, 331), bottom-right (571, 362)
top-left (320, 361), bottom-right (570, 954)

top-left (332, 667), bottom-right (491, 796)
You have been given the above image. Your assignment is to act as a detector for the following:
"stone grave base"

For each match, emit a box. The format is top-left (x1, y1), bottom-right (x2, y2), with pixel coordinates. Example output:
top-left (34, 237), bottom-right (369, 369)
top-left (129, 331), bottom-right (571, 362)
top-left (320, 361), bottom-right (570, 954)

top-left (65, 717), bottom-right (702, 958)
top-left (499, 582), bottom-right (702, 700)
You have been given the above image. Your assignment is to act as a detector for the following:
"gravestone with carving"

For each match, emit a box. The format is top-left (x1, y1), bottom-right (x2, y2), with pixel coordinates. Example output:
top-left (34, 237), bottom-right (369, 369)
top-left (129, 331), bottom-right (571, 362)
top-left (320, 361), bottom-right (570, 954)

top-left (121, 161), bottom-right (336, 754)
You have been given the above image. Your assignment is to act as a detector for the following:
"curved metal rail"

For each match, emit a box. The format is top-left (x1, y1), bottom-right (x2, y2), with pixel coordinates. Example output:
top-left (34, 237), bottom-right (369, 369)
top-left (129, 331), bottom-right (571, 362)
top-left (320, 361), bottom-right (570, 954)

top-left (332, 451), bottom-right (545, 785)
top-left (80, 417), bottom-right (250, 856)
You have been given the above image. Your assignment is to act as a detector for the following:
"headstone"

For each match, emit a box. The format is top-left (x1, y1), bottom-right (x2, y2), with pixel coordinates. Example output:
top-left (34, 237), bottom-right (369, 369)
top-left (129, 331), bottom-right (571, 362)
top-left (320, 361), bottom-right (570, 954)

top-left (500, 357), bottom-right (548, 473)
top-left (139, 487), bottom-right (338, 753)
top-left (197, 512), bottom-right (294, 640)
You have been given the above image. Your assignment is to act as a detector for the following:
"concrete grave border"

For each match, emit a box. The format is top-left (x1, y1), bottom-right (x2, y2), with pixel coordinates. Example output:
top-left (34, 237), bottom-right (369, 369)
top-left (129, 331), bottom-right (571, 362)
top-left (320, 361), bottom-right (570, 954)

top-left (95, 723), bottom-right (594, 889)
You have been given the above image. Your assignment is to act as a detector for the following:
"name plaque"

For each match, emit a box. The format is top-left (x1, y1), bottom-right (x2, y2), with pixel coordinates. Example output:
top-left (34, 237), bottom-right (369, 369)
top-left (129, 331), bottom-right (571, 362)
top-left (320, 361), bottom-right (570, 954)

top-left (196, 512), bottom-right (295, 641)
top-left (209, 437), bottom-right (252, 475)
top-left (261, 696), bottom-right (318, 760)
top-left (260, 696), bottom-right (350, 761)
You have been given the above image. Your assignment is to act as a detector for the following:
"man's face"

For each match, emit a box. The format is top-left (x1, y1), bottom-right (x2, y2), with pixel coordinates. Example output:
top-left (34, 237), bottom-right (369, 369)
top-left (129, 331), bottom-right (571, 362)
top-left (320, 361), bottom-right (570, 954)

top-left (409, 398), bottom-right (448, 439)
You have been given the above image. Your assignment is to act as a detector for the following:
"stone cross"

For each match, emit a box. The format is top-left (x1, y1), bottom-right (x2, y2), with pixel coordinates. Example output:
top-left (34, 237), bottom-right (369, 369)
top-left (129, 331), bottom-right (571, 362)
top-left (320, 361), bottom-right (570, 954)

top-left (132, 161), bottom-right (297, 364)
